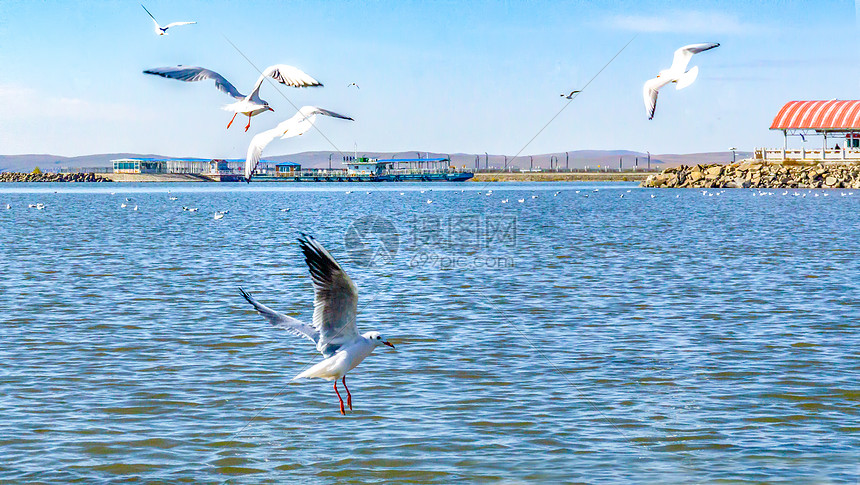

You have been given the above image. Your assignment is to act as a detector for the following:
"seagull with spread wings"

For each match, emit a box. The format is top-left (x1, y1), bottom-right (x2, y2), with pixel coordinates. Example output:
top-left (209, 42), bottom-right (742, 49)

top-left (143, 64), bottom-right (322, 131)
top-left (243, 106), bottom-right (353, 182)
top-left (141, 4), bottom-right (196, 36)
top-left (643, 43), bottom-right (719, 120)
top-left (240, 235), bottom-right (395, 415)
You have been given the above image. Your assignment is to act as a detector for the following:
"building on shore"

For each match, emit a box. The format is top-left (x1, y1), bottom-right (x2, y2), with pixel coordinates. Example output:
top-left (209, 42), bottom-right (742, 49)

top-left (274, 161), bottom-right (301, 176)
top-left (756, 100), bottom-right (860, 162)
top-left (109, 158), bottom-right (293, 177)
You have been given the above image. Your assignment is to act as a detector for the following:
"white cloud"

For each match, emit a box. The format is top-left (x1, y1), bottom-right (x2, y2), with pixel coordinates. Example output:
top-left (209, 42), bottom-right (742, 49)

top-left (606, 11), bottom-right (762, 35)
top-left (0, 83), bottom-right (146, 121)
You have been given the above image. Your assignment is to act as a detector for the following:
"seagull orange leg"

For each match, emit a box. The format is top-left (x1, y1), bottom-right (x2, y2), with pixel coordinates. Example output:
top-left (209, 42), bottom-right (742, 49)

top-left (244, 114), bottom-right (251, 132)
top-left (342, 376), bottom-right (352, 410)
top-left (227, 113), bottom-right (237, 129)
top-left (334, 381), bottom-right (346, 415)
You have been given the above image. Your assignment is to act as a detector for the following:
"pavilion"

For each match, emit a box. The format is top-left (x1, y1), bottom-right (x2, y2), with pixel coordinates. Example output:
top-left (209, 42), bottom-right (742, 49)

top-left (758, 100), bottom-right (860, 162)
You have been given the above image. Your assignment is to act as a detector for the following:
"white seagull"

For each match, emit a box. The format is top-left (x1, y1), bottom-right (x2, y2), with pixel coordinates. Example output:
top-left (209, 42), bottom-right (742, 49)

top-left (643, 42), bottom-right (719, 120)
top-left (560, 90), bottom-right (581, 99)
top-left (240, 234), bottom-right (395, 415)
top-left (143, 64), bottom-right (322, 131)
top-left (141, 4), bottom-right (196, 36)
top-left (347, 82), bottom-right (360, 89)
top-left (244, 106), bottom-right (353, 182)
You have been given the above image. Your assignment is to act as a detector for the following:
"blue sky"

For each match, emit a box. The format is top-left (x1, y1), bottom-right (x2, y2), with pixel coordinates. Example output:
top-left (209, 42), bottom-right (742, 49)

top-left (0, 0), bottom-right (858, 157)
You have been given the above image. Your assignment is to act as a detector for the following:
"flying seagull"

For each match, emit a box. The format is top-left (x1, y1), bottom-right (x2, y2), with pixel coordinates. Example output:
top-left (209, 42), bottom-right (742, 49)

top-left (643, 42), bottom-right (719, 120)
top-left (560, 90), bottom-right (581, 99)
top-left (347, 82), bottom-right (360, 89)
top-left (244, 106), bottom-right (353, 182)
top-left (141, 4), bottom-right (196, 36)
top-left (143, 64), bottom-right (322, 131)
top-left (240, 234), bottom-right (395, 415)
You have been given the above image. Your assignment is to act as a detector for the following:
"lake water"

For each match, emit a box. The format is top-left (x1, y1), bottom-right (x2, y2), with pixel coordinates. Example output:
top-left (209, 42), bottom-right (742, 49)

top-left (0, 182), bottom-right (857, 484)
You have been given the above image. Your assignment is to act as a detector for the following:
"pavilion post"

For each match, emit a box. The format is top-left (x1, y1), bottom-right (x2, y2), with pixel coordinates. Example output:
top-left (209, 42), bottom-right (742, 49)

top-left (783, 130), bottom-right (787, 160)
top-left (823, 133), bottom-right (827, 160)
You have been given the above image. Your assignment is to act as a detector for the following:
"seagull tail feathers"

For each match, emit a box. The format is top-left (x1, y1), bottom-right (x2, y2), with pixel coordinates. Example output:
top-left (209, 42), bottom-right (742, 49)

top-left (675, 65), bottom-right (698, 90)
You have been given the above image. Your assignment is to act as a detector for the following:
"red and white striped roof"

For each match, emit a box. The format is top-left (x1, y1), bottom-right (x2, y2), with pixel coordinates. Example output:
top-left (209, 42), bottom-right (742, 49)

top-left (770, 100), bottom-right (860, 130)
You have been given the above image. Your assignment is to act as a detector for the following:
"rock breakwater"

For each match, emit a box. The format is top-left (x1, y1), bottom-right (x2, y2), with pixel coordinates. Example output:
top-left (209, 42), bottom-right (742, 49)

top-left (0, 172), bottom-right (111, 183)
top-left (642, 161), bottom-right (860, 189)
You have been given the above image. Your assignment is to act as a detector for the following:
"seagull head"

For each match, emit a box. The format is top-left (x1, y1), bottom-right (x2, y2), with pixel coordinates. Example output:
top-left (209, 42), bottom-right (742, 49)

top-left (365, 331), bottom-right (394, 349)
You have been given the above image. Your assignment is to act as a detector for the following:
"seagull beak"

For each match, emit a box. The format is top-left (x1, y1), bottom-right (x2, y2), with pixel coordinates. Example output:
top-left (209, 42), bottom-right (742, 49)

top-left (383, 341), bottom-right (395, 349)
top-left (267, 106), bottom-right (274, 112)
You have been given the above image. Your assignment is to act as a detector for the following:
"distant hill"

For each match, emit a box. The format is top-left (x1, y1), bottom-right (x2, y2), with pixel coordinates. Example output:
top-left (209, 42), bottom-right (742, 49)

top-left (0, 150), bottom-right (751, 173)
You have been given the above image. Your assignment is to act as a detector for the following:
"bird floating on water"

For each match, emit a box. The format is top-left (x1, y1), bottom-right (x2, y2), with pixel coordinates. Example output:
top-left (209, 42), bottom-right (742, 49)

top-left (143, 65), bottom-right (322, 132)
top-left (240, 234), bottom-right (395, 415)
top-left (214, 212), bottom-right (224, 220)
top-left (243, 106), bottom-right (353, 182)
top-left (141, 4), bottom-right (196, 36)
top-left (643, 43), bottom-right (719, 120)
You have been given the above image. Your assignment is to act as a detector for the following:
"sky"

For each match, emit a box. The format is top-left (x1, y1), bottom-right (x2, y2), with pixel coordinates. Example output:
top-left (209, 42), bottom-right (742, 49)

top-left (1, 0), bottom-right (858, 158)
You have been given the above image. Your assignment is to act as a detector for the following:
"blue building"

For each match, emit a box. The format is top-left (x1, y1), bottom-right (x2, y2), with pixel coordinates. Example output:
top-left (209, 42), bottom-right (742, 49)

top-left (275, 161), bottom-right (301, 176)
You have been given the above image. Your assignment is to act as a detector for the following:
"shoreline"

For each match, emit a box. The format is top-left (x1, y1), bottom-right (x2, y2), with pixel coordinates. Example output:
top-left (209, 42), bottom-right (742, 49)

top-left (0, 172), bottom-right (111, 183)
top-left (1, 171), bottom-right (653, 183)
top-left (470, 172), bottom-right (650, 182)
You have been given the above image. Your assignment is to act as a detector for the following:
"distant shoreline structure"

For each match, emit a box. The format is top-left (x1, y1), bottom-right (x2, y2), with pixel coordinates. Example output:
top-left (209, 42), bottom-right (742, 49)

top-left (0, 171), bottom-right (651, 183)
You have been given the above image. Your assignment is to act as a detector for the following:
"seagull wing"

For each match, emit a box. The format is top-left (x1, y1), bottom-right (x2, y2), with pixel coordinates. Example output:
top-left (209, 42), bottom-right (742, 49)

top-left (244, 126), bottom-right (284, 180)
top-left (239, 288), bottom-right (319, 344)
top-left (670, 42), bottom-right (720, 74)
top-left (299, 234), bottom-right (359, 358)
top-left (643, 77), bottom-right (666, 120)
top-left (279, 106), bottom-right (354, 140)
top-left (163, 21), bottom-right (196, 29)
top-left (141, 4), bottom-right (162, 31)
top-left (143, 66), bottom-right (245, 100)
top-left (248, 64), bottom-right (323, 101)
